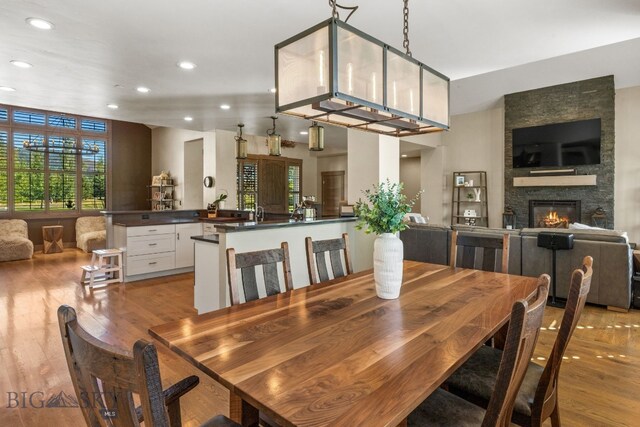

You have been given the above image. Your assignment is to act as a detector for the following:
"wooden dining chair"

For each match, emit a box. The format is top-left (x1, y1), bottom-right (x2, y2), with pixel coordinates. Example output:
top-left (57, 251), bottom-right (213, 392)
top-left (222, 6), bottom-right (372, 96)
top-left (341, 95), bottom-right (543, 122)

top-left (226, 243), bottom-right (293, 306)
top-left (305, 233), bottom-right (352, 284)
top-left (408, 274), bottom-right (550, 427)
top-left (445, 256), bottom-right (594, 427)
top-left (450, 230), bottom-right (510, 273)
top-left (57, 305), bottom-right (239, 427)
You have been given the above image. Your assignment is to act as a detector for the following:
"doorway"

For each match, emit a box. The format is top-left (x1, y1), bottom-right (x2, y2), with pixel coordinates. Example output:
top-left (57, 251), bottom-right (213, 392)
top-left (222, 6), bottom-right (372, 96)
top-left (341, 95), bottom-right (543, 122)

top-left (183, 138), bottom-right (204, 209)
top-left (321, 171), bottom-right (345, 217)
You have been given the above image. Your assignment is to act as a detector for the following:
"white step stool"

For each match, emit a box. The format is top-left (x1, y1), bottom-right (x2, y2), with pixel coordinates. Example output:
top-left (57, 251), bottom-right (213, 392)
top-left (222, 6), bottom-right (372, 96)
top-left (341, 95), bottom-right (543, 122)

top-left (81, 249), bottom-right (123, 288)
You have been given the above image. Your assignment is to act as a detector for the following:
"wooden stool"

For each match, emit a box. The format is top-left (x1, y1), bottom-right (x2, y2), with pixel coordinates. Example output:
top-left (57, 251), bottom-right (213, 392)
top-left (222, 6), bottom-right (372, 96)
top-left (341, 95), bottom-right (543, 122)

top-left (81, 249), bottom-right (123, 288)
top-left (42, 225), bottom-right (64, 254)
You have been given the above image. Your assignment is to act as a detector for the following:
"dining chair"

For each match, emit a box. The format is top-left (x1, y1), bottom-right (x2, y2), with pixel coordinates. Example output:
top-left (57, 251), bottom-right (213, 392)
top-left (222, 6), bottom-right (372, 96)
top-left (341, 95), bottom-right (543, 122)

top-left (57, 305), bottom-right (239, 427)
top-left (305, 233), bottom-right (352, 284)
top-left (450, 229), bottom-right (510, 273)
top-left (226, 242), bottom-right (293, 306)
top-left (444, 256), bottom-right (593, 427)
top-left (408, 274), bottom-right (550, 427)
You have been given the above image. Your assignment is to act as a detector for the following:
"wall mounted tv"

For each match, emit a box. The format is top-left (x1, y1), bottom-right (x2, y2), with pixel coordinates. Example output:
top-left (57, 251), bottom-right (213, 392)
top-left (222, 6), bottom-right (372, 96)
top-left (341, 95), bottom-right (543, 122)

top-left (512, 118), bottom-right (601, 168)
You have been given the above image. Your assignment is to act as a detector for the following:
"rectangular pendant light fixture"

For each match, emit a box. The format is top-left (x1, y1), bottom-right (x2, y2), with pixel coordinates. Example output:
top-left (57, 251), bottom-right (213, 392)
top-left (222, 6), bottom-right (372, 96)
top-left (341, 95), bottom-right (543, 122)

top-left (275, 18), bottom-right (450, 137)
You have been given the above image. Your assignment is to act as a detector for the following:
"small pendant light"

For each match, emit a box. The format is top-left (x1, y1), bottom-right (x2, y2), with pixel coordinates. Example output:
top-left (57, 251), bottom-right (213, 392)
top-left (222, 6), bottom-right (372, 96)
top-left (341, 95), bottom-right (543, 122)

top-left (267, 116), bottom-right (281, 156)
top-left (235, 123), bottom-right (247, 159)
top-left (308, 121), bottom-right (324, 151)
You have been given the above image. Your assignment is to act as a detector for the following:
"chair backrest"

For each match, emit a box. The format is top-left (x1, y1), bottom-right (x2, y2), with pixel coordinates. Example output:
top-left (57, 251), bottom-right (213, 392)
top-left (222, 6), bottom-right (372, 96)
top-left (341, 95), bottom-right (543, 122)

top-left (482, 274), bottom-right (550, 427)
top-left (57, 305), bottom-right (170, 427)
top-left (450, 230), bottom-right (510, 273)
top-left (533, 256), bottom-right (593, 422)
top-left (226, 242), bottom-right (293, 306)
top-left (76, 216), bottom-right (106, 238)
top-left (305, 233), bottom-right (352, 284)
top-left (0, 219), bottom-right (28, 238)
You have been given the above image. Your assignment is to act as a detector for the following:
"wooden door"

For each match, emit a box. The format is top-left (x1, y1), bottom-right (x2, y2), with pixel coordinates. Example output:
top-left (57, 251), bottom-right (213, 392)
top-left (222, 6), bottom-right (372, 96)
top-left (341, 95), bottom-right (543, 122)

top-left (259, 159), bottom-right (287, 213)
top-left (322, 171), bottom-right (345, 217)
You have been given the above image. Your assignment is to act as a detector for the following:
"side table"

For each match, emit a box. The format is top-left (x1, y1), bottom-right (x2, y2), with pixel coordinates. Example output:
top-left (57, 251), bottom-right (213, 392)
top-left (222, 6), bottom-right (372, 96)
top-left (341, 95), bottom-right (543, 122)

top-left (43, 225), bottom-right (64, 254)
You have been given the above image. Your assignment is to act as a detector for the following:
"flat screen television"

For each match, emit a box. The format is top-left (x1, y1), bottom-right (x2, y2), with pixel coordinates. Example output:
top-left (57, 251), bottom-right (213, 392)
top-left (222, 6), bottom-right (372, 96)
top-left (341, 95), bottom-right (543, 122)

top-left (512, 118), bottom-right (601, 168)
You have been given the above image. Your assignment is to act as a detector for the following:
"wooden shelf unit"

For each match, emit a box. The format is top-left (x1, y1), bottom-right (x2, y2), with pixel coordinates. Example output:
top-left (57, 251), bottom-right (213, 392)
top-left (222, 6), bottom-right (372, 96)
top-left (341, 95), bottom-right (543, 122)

top-left (148, 183), bottom-right (176, 211)
top-left (451, 171), bottom-right (488, 227)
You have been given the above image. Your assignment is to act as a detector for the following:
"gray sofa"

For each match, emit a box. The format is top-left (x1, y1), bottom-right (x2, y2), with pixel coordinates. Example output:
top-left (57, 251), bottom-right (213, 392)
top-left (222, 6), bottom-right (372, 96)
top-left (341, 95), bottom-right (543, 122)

top-left (400, 224), bottom-right (632, 310)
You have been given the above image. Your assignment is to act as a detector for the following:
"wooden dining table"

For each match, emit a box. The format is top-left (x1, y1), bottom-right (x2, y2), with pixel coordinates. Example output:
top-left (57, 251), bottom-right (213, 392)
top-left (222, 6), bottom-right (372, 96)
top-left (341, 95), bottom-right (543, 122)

top-left (149, 261), bottom-right (540, 427)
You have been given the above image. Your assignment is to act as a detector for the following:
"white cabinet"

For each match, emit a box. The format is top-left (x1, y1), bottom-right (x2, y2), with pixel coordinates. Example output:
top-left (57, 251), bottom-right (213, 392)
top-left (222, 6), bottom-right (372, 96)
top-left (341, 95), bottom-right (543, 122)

top-left (175, 223), bottom-right (203, 269)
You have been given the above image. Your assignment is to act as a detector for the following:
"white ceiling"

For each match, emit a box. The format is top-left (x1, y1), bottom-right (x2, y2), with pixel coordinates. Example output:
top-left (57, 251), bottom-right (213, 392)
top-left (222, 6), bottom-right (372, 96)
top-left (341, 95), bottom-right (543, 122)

top-left (1, 0), bottom-right (640, 146)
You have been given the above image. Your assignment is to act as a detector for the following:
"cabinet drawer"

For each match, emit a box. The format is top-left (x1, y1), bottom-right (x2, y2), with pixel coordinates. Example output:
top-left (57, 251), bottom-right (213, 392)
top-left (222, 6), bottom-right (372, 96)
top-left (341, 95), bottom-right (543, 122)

top-left (127, 252), bottom-right (175, 276)
top-left (127, 234), bottom-right (175, 256)
top-left (203, 223), bottom-right (216, 234)
top-left (127, 224), bottom-right (175, 237)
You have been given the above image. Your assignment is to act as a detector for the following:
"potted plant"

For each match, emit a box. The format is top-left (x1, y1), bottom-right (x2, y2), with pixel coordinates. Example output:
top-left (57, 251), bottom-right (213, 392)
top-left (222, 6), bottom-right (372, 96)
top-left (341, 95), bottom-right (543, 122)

top-left (354, 180), bottom-right (421, 299)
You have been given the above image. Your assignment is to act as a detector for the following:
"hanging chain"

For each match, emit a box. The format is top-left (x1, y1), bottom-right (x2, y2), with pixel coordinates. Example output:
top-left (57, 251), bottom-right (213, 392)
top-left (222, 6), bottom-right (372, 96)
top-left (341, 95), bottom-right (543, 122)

top-left (403, 0), bottom-right (412, 56)
top-left (328, 0), bottom-right (358, 22)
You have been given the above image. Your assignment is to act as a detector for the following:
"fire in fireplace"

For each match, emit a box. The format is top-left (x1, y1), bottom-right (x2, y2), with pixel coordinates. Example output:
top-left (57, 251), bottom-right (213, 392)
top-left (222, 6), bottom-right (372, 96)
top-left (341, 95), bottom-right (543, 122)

top-left (529, 200), bottom-right (581, 228)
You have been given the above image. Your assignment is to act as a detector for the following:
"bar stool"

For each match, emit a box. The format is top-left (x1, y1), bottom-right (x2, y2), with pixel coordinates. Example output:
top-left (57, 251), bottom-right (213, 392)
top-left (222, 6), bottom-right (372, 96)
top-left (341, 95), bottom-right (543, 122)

top-left (80, 248), bottom-right (123, 288)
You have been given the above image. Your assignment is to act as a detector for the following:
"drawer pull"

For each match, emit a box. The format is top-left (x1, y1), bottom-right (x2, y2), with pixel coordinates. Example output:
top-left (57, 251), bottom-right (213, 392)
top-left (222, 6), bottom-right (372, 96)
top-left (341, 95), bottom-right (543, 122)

top-left (148, 229), bottom-right (158, 232)
top-left (148, 261), bottom-right (157, 265)
top-left (148, 243), bottom-right (158, 246)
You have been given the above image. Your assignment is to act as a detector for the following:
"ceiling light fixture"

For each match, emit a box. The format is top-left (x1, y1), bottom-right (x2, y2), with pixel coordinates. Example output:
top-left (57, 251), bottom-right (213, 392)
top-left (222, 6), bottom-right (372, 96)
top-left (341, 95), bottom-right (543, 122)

top-left (220, 104), bottom-right (231, 110)
top-left (177, 61), bottom-right (197, 70)
top-left (308, 121), bottom-right (324, 151)
top-left (299, 131), bottom-right (308, 135)
top-left (107, 103), bottom-right (119, 109)
top-left (235, 124), bottom-right (247, 159)
top-left (401, 154), bottom-right (408, 158)
top-left (274, 0), bottom-right (449, 137)
top-left (26, 17), bottom-right (54, 30)
top-left (270, 88), bottom-right (277, 93)
top-left (0, 86), bottom-right (16, 92)
top-left (136, 86), bottom-right (150, 93)
top-left (23, 138), bottom-right (99, 156)
top-left (10, 60), bottom-right (33, 68)
top-left (184, 116), bottom-right (193, 122)
top-left (266, 116), bottom-right (282, 156)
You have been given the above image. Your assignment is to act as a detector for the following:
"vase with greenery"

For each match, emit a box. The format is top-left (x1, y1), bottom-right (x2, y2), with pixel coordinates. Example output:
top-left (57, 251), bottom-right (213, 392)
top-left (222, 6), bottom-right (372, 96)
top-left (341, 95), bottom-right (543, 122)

top-left (354, 180), bottom-right (421, 299)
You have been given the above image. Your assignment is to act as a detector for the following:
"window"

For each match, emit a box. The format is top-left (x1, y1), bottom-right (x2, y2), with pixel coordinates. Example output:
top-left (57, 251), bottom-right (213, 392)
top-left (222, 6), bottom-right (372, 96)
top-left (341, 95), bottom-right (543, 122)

top-left (237, 159), bottom-right (258, 211)
top-left (0, 104), bottom-right (110, 214)
top-left (288, 164), bottom-right (301, 213)
top-left (0, 131), bottom-right (7, 211)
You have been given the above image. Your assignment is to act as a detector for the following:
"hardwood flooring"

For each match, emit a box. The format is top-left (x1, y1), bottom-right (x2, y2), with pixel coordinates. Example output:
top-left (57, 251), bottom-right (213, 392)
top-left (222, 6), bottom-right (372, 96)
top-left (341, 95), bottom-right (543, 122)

top-left (0, 249), bottom-right (638, 426)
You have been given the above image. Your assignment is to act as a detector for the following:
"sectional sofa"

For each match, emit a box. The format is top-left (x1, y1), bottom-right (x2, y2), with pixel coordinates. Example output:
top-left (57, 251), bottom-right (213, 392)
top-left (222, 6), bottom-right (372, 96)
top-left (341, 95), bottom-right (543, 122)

top-left (400, 223), bottom-right (633, 311)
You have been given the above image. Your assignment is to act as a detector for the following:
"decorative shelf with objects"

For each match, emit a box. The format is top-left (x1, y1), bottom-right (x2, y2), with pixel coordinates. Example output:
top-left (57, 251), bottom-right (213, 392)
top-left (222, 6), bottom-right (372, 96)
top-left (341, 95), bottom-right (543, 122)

top-left (451, 171), bottom-right (488, 227)
top-left (148, 183), bottom-right (175, 211)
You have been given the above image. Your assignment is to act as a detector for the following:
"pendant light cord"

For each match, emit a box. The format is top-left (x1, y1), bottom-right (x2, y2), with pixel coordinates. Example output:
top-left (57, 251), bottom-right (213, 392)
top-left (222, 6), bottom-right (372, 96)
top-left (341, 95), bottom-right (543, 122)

top-left (403, 0), bottom-right (411, 56)
top-left (328, 0), bottom-right (358, 23)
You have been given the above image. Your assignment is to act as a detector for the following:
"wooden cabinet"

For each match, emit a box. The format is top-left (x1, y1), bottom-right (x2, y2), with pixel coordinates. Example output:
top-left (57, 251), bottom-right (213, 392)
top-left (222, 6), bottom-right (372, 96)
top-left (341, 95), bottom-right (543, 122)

top-left (451, 171), bottom-right (489, 227)
top-left (175, 223), bottom-right (203, 269)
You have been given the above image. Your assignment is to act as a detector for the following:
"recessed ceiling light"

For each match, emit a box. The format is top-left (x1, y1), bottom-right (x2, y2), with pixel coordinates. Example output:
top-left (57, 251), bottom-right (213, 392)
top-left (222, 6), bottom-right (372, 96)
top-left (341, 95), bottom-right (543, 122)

top-left (220, 104), bottom-right (230, 110)
top-left (177, 61), bottom-right (196, 70)
top-left (136, 86), bottom-right (150, 93)
top-left (270, 88), bottom-right (277, 93)
top-left (401, 154), bottom-right (408, 158)
top-left (107, 104), bottom-right (119, 109)
top-left (0, 86), bottom-right (16, 92)
top-left (184, 116), bottom-right (193, 122)
top-left (26, 17), bottom-right (54, 30)
top-left (299, 131), bottom-right (308, 135)
top-left (10, 60), bottom-right (33, 68)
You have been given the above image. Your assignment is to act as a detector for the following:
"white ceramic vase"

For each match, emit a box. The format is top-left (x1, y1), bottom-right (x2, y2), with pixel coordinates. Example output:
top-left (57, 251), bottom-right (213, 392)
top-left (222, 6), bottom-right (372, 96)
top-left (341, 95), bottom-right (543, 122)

top-left (373, 233), bottom-right (404, 299)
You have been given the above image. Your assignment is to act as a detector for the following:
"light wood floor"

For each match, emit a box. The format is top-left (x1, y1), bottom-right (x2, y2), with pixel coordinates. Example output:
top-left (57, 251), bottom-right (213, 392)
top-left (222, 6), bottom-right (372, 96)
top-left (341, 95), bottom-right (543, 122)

top-left (0, 250), bottom-right (638, 426)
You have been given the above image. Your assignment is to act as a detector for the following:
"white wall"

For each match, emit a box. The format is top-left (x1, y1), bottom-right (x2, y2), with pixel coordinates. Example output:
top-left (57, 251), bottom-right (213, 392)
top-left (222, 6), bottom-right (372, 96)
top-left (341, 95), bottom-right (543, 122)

top-left (399, 157), bottom-right (421, 205)
top-left (151, 127), bottom-right (216, 209)
top-left (440, 107), bottom-right (505, 228)
top-left (615, 86), bottom-right (640, 242)
top-left (316, 154), bottom-right (348, 202)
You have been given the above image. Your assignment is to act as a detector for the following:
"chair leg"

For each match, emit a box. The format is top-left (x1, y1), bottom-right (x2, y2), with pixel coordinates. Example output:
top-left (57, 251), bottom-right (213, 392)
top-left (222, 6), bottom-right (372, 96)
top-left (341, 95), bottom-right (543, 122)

top-left (550, 404), bottom-right (561, 427)
top-left (167, 400), bottom-right (182, 427)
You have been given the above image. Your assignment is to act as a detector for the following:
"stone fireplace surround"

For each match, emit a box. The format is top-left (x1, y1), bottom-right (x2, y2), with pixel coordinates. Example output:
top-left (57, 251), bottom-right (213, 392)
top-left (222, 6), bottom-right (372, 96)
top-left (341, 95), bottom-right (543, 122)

top-left (504, 76), bottom-right (615, 230)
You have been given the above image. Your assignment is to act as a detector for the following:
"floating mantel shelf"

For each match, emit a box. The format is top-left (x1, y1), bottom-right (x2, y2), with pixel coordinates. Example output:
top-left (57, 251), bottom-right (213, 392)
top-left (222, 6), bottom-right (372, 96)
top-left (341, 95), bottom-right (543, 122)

top-left (513, 175), bottom-right (597, 187)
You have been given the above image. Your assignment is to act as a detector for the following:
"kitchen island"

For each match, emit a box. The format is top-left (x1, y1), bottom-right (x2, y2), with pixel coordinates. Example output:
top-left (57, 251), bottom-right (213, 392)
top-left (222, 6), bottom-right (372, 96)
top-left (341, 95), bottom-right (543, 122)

top-left (193, 217), bottom-right (357, 314)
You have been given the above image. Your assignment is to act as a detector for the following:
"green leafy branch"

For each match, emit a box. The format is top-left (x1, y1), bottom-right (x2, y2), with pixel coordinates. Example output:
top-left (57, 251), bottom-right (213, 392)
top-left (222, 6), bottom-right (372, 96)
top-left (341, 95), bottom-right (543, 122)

top-left (354, 180), bottom-right (422, 235)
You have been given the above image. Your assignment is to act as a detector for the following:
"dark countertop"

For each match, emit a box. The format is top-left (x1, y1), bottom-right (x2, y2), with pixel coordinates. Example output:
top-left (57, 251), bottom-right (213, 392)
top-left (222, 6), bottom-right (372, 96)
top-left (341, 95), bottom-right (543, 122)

top-left (113, 218), bottom-right (202, 227)
top-left (191, 234), bottom-right (220, 244)
top-left (214, 217), bottom-right (356, 233)
top-left (101, 209), bottom-right (202, 215)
